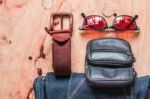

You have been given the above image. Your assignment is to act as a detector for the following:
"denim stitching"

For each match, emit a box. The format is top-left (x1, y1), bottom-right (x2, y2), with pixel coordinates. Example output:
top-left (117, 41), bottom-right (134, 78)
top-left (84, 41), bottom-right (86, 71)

top-left (67, 74), bottom-right (73, 98)
top-left (68, 78), bottom-right (85, 99)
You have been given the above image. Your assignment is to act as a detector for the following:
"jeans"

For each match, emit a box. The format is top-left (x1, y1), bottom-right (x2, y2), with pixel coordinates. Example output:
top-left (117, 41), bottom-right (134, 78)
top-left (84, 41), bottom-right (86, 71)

top-left (34, 73), bottom-right (150, 99)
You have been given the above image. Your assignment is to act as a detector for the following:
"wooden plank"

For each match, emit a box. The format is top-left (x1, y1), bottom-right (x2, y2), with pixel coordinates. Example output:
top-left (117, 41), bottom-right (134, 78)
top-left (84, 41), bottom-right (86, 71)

top-left (0, 0), bottom-right (150, 98)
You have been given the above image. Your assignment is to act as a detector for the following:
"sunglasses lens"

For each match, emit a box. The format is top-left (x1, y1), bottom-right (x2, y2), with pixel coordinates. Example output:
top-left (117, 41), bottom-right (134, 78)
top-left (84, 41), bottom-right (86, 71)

top-left (113, 16), bottom-right (137, 29)
top-left (83, 15), bottom-right (107, 29)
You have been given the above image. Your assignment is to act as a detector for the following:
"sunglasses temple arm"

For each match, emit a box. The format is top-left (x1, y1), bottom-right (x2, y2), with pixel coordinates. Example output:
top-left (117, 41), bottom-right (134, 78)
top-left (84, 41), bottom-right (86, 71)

top-left (81, 13), bottom-right (87, 19)
top-left (81, 12), bottom-right (88, 26)
top-left (126, 15), bottom-right (138, 28)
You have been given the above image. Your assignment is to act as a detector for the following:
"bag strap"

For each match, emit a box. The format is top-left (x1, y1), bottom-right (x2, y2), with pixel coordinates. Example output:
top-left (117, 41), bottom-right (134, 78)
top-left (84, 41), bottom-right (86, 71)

top-left (45, 13), bottom-right (73, 77)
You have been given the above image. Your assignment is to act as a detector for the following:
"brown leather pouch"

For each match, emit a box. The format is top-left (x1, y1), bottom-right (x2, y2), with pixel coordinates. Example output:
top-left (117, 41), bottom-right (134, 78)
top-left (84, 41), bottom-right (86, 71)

top-left (45, 13), bottom-right (73, 77)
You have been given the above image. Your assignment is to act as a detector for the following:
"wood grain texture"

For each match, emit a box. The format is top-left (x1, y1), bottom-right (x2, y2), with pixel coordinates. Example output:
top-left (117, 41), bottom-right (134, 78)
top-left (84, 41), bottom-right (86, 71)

top-left (0, 0), bottom-right (150, 98)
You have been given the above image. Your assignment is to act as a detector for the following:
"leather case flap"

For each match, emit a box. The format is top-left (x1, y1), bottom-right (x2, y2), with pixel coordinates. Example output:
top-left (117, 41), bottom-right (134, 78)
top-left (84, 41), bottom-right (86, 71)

top-left (87, 38), bottom-right (134, 67)
top-left (89, 38), bottom-right (131, 51)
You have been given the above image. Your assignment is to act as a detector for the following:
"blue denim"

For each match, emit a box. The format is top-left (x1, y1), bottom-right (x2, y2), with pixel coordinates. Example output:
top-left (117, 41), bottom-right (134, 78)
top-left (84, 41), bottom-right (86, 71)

top-left (34, 73), bottom-right (150, 99)
top-left (45, 74), bottom-right (69, 99)
top-left (34, 76), bottom-right (46, 99)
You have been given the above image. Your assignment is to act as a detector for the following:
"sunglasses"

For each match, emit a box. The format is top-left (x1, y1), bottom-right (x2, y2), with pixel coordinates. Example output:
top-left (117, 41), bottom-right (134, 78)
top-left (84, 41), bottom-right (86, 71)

top-left (79, 13), bottom-right (140, 32)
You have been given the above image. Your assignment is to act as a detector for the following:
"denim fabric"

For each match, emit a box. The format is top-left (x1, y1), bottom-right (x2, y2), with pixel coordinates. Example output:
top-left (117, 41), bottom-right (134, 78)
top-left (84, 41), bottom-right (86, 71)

top-left (131, 76), bottom-right (150, 99)
top-left (145, 89), bottom-right (150, 99)
top-left (34, 73), bottom-right (150, 99)
top-left (33, 77), bottom-right (46, 99)
top-left (45, 73), bottom-right (69, 99)
top-left (68, 73), bottom-right (130, 99)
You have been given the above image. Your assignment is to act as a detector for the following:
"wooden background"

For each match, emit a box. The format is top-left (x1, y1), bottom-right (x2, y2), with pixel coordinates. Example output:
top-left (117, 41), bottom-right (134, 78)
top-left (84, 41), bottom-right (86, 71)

top-left (0, 0), bottom-right (150, 98)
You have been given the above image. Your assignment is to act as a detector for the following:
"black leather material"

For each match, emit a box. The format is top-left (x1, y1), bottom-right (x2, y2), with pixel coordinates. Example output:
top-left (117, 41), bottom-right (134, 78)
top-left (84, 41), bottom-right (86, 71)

top-left (85, 38), bottom-right (136, 88)
top-left (86, 63), bottom-right (135, 87)
top-left (87, 38), bottom-right (135, 67)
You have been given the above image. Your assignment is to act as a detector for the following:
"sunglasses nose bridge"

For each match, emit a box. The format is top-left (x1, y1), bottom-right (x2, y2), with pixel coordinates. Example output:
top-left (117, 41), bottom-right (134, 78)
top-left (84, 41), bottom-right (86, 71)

top-left (108, 26), bottom-right (114, 28)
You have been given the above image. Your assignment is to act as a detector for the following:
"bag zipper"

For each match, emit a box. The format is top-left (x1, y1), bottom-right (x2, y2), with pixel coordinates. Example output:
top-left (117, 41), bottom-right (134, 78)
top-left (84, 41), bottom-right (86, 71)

top-left (91, 48), bottom-right (131, 55)
top-left (89, 49), bottom-right (134, 65)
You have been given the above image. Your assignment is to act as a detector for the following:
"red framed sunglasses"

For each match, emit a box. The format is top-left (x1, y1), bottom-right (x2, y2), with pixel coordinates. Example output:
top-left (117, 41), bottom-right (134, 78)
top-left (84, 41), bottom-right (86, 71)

top-left (79, 13), bottom-right (140, 31)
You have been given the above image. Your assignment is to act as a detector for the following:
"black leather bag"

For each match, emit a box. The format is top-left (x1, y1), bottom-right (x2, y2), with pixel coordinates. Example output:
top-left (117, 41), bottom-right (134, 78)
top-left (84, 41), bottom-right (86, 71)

top-left (85, 38), bottom-right (136, 88)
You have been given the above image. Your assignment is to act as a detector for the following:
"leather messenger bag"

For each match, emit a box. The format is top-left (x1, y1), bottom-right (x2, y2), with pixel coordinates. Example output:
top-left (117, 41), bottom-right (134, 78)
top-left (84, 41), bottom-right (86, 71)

top-left (45, 13), bottom-right (73, 77)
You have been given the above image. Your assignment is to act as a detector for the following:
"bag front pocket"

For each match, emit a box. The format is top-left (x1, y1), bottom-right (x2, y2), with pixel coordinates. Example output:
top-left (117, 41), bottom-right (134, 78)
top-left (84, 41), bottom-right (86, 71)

top-left (87, 49), bottom-right (134, 67)
top-left (85, 65), bottom-right (135, 87)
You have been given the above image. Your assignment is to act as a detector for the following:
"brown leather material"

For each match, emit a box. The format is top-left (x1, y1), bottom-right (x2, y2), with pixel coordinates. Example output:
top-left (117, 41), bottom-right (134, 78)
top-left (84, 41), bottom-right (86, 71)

top-left (53, 33), bottom-right (71, 43)
top-left (45, 13), bottom-right (73, 77)
top-left (53, 39), bottom-right (71, 76)
top-left (49, 30), bottom-right (71, 34)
